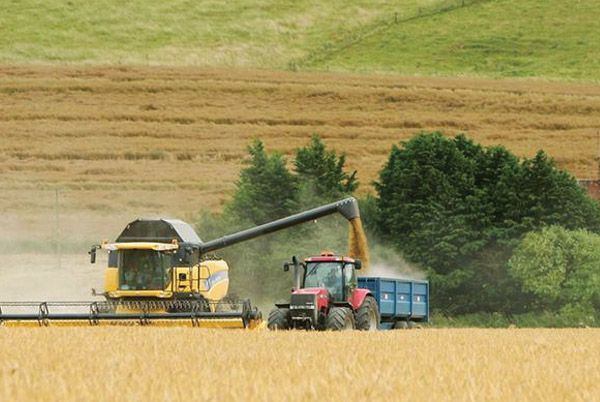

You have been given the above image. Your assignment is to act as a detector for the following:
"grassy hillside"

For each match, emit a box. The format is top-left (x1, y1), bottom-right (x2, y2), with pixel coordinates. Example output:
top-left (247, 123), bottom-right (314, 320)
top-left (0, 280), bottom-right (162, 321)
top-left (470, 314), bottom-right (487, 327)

top-left (0, 0), bottom-right (437, 67)
top-left (1, 0), bottom-right (599, 80)
top-left (308, 0), bottom-right (600, 80)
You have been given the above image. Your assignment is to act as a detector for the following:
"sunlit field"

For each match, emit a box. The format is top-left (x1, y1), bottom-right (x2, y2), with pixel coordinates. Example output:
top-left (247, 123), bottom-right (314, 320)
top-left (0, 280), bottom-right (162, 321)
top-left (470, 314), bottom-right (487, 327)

top-left (0, 328), bottom-right (598, 401)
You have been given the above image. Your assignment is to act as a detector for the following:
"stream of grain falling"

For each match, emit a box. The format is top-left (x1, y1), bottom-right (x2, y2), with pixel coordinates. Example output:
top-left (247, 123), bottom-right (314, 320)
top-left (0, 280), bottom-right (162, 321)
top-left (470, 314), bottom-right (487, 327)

top-left (347, 217), bottom-right (369, 271)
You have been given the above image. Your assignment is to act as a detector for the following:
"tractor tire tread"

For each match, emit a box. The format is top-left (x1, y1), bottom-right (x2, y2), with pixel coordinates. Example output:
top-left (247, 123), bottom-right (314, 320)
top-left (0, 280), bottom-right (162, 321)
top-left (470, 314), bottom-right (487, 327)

top-left (267, 308), bottom-right (290, 330)
top-left (356, 296), bottom-right (380, 331)
top-left (326, 307), bottom-right (355, 331)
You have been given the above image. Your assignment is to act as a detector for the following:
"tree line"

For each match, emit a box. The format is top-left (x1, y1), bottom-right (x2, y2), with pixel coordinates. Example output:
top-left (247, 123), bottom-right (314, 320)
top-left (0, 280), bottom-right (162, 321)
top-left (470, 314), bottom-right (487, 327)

top-left (195, 133), bottom-right (600, 324)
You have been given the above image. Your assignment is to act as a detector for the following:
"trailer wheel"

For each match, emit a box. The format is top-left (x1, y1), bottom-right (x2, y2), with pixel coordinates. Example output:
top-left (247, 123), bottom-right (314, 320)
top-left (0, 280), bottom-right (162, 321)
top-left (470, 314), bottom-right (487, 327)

top-left (407, 320), bottom-right (421, 329)
top-left (356, 296), bottom-right (379, 331)
top-left (267, 308), bottom-right (290, 330)
top-left (393, 320), bottom-right (408, 330)
top-left (326, 307), bottom-right (355, 331)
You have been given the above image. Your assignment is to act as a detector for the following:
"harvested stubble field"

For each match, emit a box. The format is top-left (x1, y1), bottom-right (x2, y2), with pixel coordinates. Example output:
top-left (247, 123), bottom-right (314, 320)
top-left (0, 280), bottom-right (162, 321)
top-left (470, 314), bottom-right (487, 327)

top-left (0, 328), bottom-right (598, 401)
top-left (1, 66), bottom-right (600, 250)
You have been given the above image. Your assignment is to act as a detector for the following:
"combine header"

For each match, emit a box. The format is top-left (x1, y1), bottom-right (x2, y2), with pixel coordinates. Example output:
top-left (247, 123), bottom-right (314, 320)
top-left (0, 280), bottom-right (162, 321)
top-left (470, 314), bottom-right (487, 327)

top-left (0, 300), bottom-right (259, 328)
top-left (0, 198), bottom-right (365, 328)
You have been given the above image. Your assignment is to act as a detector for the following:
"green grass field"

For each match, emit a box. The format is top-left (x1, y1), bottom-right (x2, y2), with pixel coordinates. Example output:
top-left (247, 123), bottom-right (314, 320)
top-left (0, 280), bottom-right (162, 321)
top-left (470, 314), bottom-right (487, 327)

top-left (0, 0), bottom-right (432, 67)
top-left (309, 0), bottom-right (600, 80)
top-left (3, 0), bottom-right (598, 80)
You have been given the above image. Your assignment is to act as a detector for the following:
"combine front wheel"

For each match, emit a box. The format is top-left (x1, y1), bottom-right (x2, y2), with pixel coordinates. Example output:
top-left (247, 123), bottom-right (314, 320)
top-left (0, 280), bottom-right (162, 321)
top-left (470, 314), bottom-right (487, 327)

top-left (325, 307), bottom-right (355, 331)
top-left (267, 308), bottom-right (291, 330)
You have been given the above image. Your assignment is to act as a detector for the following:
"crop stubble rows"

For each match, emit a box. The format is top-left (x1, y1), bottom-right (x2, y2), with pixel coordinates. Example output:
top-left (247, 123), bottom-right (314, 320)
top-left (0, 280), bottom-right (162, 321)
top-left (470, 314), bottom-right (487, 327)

top-left (0, 328), bottom-right (598, 401)
top-left (1, 66), bottom-right (599, 247)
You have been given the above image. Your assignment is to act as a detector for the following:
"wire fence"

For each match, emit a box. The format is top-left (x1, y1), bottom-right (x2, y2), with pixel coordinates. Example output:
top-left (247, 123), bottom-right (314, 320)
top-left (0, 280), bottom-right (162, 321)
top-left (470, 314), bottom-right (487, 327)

top-left (289, 0), bottom-right (488, 70)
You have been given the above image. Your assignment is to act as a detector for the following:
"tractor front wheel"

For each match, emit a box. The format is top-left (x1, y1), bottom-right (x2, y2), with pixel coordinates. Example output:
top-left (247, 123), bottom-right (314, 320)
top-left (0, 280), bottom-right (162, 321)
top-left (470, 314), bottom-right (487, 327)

top-left (356, 296), bottom-right (379, 331)
top-left (267, 308), bottom-right (291, 330)
top-left (325, 307), bottom-right (355, 331)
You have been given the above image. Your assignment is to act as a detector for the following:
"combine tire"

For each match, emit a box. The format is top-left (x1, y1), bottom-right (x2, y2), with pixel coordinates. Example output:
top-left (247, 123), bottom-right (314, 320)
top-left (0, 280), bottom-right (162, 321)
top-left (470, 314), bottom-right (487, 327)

top-left (268, 308), bottom-right (290, 330)
top-left (325, 307), bottom-right (355, 331)
top-left (356, 297), bottom-right (379, 331)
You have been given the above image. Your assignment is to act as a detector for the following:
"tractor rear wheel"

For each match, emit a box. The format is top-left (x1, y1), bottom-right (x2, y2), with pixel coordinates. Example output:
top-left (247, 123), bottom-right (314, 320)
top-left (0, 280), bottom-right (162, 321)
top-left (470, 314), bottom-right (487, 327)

top-left (356, 296), bottom-right (379, 331)
top-left (267, 308), bottom-right (291, 330)
top-left (325, 307), bottom-right (355, 331)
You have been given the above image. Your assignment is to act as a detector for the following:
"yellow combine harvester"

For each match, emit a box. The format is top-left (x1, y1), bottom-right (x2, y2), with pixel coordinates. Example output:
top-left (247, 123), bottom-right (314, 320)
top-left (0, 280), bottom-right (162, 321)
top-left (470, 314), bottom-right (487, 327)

top-left (0, 198), bottom-right (363, 328)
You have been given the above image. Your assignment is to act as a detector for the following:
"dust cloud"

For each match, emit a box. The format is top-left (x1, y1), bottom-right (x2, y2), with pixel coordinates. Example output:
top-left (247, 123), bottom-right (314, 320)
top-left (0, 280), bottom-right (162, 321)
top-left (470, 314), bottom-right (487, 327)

top-left (346, 216), bottom-right (424, 280)
top-left (360, 244), bottom-right (426, 280)
top-left (0, 253), bottom-right (105, 302)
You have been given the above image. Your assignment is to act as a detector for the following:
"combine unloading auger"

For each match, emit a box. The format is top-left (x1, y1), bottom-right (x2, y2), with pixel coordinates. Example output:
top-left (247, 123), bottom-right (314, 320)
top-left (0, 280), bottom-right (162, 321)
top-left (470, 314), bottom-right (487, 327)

top-left (0, 198), bottom-right (364, 328)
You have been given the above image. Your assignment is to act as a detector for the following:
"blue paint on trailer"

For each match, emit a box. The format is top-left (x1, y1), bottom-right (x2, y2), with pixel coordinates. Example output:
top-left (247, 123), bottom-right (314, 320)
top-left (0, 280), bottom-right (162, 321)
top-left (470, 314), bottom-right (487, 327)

top-left (358, 277), bottom-right (429, 329)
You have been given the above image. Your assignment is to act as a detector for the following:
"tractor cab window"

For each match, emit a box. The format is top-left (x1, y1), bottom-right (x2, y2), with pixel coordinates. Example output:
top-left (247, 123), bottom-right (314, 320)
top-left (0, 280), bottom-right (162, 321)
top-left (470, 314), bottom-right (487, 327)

top-left (303, 262), bottom-right (343, 301)
top-left (343, 263), bottom-right (357, 288)
top-left (119, 250), bottom-right (172, 290)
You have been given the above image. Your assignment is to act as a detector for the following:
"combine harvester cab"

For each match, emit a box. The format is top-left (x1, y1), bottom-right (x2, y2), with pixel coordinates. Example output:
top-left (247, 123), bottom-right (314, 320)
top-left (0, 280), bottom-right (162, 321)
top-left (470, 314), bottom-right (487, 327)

top-left (98, 219), bottom-right (231, 309)
top-left (89, 218), bottom-right (261, 329)
top-left (1, 198), bottom-right (366, 329)
top-left (268, 253), bottom-right (429, 331)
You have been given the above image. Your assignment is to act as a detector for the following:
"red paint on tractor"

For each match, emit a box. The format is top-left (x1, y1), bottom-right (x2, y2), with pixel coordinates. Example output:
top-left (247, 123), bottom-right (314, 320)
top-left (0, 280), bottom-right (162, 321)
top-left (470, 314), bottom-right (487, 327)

top-left (349, 288), bottom-right (372, 310)
top-left (293, 287), bottom-right (330, 311)
top-left (306, 256), bottom-right (356, 263)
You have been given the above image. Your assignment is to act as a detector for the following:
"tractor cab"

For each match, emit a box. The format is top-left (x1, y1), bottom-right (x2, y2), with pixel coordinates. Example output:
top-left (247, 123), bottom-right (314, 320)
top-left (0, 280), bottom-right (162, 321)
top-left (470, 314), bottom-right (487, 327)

top-left (301, 252), bottom-right (361, 301)
top-left (273, 252), bottom-right (374, 331)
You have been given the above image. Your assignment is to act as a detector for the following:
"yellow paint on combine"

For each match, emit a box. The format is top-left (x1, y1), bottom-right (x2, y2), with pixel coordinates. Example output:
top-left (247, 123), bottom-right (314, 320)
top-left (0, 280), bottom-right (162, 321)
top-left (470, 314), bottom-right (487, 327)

top-left (104, 267), bottom-right (119, 293)
top-left (102, 246), bottom-right (230, 301)
top-left (347, 217), bottom-right (370, 271)
top-left (201, 260), bottom-right (229, 301)
top-left (169, 260), bottom-right (229, 300)
top-left (250, 320), bottom-right (267, 330)
top-left (0, 319), bottom-right (250, 329)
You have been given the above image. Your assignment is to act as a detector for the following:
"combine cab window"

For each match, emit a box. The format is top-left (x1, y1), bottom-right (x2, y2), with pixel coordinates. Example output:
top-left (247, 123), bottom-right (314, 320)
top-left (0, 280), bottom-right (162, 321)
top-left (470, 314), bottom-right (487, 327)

top-left (303, 262), bottom-right (343, 301)
top-left (119, 250), bottom-right (172, 290)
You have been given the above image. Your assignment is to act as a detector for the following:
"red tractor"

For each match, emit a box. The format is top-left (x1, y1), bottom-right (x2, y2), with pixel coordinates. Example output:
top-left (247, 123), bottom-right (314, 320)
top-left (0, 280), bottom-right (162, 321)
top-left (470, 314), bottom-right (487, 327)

top-left (268, 252), bottom-right (379, 331)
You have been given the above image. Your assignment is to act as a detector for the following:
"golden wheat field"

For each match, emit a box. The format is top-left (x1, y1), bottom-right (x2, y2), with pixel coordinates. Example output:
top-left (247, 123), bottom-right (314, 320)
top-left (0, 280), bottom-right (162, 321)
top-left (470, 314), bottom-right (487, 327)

top-left (2, 66), bottom-right (600, 251)
top-left (0, 328), bottom-right (597, 401)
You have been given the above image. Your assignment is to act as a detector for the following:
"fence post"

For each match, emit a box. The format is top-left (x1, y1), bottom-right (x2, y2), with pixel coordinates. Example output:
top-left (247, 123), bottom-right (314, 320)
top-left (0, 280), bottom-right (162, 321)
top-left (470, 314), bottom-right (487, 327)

top-left (55, 188), bottom-right (61, 269)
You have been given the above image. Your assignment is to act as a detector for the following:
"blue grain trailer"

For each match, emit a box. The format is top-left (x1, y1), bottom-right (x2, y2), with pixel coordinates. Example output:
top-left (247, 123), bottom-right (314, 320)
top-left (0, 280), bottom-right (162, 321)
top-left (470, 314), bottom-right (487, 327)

top-left (358, 277), bottom-right (429, 329)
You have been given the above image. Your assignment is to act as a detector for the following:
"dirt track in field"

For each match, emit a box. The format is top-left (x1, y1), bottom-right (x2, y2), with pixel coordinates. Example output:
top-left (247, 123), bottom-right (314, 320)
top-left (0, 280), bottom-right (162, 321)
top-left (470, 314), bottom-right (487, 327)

top-left (1, 66), bottom-right (599, 248)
